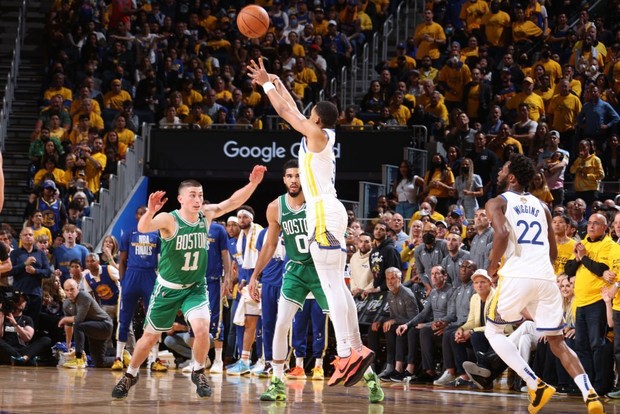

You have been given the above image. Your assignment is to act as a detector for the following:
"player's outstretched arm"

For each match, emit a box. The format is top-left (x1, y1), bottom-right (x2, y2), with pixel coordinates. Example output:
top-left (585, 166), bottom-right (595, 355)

top-left (204, 165), bottom-right (267, 220)
top-left (138, 191), bottom-right (175, 235)
top-left (247, 58), bottom-right (320, 140)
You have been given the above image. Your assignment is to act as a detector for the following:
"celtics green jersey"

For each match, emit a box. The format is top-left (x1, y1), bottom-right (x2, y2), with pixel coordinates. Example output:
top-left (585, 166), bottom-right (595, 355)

top-left (278, 194), bottom-right (313, 265)
top-left (158, 210), bottom-right (209, 285)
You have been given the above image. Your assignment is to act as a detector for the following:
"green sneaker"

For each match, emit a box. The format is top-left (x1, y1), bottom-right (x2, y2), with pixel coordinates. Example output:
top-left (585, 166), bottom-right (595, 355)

top-left (364, 372), bottom-right (385, 403)
top-left (260, 376), bottom-right (287, 401)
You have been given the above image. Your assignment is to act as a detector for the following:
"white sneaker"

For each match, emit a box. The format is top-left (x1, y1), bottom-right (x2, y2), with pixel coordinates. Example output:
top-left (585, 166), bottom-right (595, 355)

top-left (210, 360), bottom-right (224, 374)
top-left (433, 370), bottom-right (457, 386)
top-left (250, 359), bottom-right (266, 376)
top-left (178, 359), bottom-right (192, 370)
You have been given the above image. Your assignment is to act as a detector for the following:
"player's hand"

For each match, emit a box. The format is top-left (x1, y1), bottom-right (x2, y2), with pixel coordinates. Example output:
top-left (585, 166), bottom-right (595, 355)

top-left (248, 276), bottom-right (261, 302)
top-left (147, 191), bottom-right (168, 213)
top-left (249, 165), bottom-right (267, 185)
top-left (221, 278), bottom-right (232, 297)
top-left (564, 328), bottom-right (576, 339)
top-left (371, 321), bottom-right (381, 332)
top-left (247, 57), bottom-right (271, 86)
top-left (396, 324), bottom-right (408, 335)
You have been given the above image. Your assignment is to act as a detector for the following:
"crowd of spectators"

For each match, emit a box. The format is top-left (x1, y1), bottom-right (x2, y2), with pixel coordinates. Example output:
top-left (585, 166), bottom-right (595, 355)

top-left (4, 0), bottom-right (620, 404)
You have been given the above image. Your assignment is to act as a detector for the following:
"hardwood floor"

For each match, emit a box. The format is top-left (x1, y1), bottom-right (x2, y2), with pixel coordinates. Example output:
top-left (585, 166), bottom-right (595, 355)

top-left (0, 366), bottom-right (617, 413)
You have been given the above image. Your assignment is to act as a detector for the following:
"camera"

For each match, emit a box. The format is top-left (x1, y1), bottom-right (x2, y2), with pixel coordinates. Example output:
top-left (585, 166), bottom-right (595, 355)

top-left (0, 288), bottom-right (24, 315)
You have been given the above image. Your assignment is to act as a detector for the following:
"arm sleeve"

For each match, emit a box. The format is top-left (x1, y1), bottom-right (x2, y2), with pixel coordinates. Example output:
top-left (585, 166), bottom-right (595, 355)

top-left (581, 256), bottom-right (609, 277)
top-left (564, 258), bottom-right (579, 277)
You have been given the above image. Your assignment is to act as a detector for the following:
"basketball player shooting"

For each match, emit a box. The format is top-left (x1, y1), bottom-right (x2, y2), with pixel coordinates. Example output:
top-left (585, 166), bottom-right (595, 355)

top-left (484, 154), bottom-right (604, 414)
top-left (247, 58), bottom-right (382, 394)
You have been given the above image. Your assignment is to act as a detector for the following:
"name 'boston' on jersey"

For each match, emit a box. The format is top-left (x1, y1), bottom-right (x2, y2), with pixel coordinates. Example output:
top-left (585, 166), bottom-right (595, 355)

top-left (158, 210), bottom-right (210, 285)
top-left (278, 194), bottom-right (313, 265)
top-left (498, 191), bottom-right (555, 282)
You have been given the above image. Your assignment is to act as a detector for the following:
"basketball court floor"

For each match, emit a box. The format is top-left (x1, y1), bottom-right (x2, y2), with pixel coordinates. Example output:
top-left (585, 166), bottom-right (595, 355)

top-left (0, 366), bottom-right (617, 413)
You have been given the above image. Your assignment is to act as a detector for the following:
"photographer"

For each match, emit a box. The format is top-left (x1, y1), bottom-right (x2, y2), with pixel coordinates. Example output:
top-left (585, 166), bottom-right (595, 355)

top-left (9, 227), bottom-right (52, 330)
top-left (59, 279), bottom-right (114, 368)
top-left (0, 292), bottom-right (52, 365)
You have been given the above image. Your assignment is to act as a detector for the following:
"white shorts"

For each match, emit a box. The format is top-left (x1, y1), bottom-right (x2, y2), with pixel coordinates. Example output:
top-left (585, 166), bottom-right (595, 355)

top-left (306, 197), bottom-right (347, 250)
top-left (487, 277), bottom-right (564, 333)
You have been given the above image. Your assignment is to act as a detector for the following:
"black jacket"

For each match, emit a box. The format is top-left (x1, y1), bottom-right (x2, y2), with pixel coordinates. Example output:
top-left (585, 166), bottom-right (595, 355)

top-left (369, 238), bottom-right (402, 291)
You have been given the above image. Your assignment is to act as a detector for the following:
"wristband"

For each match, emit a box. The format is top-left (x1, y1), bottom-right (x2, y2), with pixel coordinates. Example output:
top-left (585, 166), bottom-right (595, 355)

top-left (262, 82), bottom-right (275, 93)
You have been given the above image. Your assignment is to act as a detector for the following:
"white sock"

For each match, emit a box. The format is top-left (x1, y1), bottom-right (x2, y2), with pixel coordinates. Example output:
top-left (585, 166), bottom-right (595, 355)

top-left (150, 344), bottom-right (159, 364)
top-left (116, 341), bottom-right (126, 359)
top-left (273, 362), bottom-right (285, 380)
top-left (126, 365), bottom-right (139, 377)
top-left (296, 357), bottom-right (304, 369)
top-left (241, 350), bottom-right (251, 364)
top-left (315, 358), bottom-right (323, 368)
top-left (215, 348), bottom-right (223, 363)
top-left (574, 373), bottom-right (594, 400)
top-left (486, 323), bottom-right (538, 390)
top-left (193, 361), bottom-right (205, 372)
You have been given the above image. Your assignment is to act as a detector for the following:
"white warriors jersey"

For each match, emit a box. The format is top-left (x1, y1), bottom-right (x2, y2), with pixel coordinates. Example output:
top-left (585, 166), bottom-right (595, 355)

top-left (298, 128), bottom-right (346, 248)
top-left (498, 191), bottom-right (556, 281)
top-left (298, 128), bottom-right (338, 201)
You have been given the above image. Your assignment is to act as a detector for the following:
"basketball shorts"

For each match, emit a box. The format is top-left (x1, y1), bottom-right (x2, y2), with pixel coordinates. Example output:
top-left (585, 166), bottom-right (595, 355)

top-left (145, 281), bottom-right (211, 332)
top-left (281, 261), bottom-right (329, 313)
top-left (487, 276), bottom-right (564, 333)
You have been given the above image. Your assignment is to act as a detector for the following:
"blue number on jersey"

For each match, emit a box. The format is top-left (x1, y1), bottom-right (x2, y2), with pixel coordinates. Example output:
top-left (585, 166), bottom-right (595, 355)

top-left (516, 220), bottom-right (544, 245)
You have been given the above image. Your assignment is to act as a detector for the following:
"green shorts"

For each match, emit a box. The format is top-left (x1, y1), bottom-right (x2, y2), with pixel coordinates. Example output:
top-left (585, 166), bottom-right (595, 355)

top-left (281, 261), bottom-right (329, 312)
top-left (145, 281), bottom-right (210, 332)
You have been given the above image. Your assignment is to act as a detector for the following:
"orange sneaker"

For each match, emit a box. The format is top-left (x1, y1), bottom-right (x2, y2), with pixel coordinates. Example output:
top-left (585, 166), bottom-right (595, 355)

top-left (327, 348), bottom-right (363, 387)
top-left (286, 366), bottom-right (307, 379)
top-left (344, 346), bottom-right (375, 387)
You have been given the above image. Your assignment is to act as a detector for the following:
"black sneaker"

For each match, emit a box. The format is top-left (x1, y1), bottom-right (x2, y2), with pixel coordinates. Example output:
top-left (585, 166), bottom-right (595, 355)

top-left (390, 370), bottom-right (414, 383)
top-left (462, 361), bottom-right (493, 390)
top-left (191, 369), bottom-right (212, 398)
top-left (379, 370), bottom-right (398, 382)
top-left (112, 373), bottom-right (139, 399)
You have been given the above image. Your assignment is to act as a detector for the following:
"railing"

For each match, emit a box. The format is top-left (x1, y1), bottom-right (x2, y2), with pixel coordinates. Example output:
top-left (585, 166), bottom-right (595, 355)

top-left (395, 1), bottom-right (410, 47)
top-left (0, 0), bottom-right (28, 151)
top-left (350, 54), bottom-right (358, 105)
top-left (340, 66), bottom-right (348, 106)
top-left (81, 127), bottom-right (147, 246)
top-left (381, 15), bottom-right (394, 63)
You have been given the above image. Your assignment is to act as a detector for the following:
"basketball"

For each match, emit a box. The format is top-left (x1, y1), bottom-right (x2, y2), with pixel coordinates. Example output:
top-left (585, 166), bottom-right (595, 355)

top-left (237, 5), bottom-right (270, 39)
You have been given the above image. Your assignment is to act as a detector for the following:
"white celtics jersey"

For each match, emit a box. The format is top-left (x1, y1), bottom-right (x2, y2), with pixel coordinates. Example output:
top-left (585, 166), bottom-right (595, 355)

top-left (498, 191), bottom-right (556, 281)
top-left (298, 128), bottom-right (338, 201)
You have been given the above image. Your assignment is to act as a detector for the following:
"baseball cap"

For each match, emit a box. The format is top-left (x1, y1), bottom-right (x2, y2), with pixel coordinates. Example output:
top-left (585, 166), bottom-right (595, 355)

top-left (436, 220), bottom-right (448, 228)
top-left (397, 42), bottom-right (405, 49)
top-left (523, 76), bottom-right (534, 84)
top-left (471, 269), bottom-right (492, 282)
top-left (328, 20), bottom-right (337, 26)
top-left (549, 130), bottom-right (560, 138)
top-left (449, 208), bottom-right (463, 217)
top-left (43, 180), bottom-right (57, 190)
top-left (309, 44), bottom-right (321, 52)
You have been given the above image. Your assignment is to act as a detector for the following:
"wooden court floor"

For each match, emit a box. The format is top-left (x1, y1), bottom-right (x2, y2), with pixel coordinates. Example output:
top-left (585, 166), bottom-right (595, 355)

top-left (1, 366), bottom-right (619, 414)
